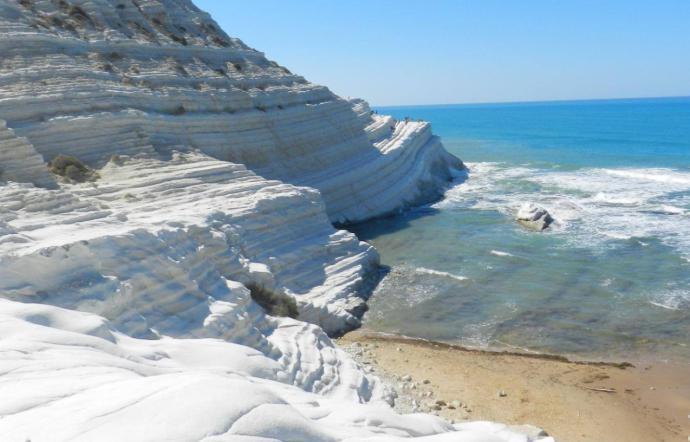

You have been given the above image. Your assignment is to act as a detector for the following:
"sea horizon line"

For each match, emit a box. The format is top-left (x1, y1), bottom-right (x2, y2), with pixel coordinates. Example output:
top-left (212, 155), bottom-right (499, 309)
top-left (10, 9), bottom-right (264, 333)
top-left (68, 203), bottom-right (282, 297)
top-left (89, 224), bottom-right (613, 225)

top-left (373, 94), bottom-right (690, 109)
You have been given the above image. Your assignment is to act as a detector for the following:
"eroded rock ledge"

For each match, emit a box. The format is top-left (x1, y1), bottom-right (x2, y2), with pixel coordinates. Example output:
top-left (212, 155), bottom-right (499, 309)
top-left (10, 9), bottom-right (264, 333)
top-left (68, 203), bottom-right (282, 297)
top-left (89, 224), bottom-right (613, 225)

top-left (0, 2), bottom-right (551, 441)
top-left (0, 0), bottom-right (465, 335)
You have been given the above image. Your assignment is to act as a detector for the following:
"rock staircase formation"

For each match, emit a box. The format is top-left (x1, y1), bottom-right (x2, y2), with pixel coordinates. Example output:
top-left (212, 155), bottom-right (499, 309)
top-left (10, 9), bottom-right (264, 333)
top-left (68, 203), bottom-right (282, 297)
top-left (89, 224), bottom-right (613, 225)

top-left (0, 0), bottom-right (465, 333)
top-left (0, 0), bottom-right (463, 222)
top-left (0, 1), bottom-right (551, 441)
top-left (0, 119), bottom-right (55, 187)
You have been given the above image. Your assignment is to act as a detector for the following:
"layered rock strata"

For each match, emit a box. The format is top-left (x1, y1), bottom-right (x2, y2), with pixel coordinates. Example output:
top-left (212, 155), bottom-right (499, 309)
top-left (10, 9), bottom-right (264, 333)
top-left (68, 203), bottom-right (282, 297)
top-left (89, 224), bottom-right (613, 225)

top-left (0, 1), bottom-right (552, 441)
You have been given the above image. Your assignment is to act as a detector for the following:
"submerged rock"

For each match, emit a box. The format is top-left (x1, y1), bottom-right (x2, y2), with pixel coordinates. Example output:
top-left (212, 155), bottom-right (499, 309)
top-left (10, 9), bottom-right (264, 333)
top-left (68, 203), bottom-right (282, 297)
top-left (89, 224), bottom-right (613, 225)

top-left (516, 203), bottom-right (554, 231)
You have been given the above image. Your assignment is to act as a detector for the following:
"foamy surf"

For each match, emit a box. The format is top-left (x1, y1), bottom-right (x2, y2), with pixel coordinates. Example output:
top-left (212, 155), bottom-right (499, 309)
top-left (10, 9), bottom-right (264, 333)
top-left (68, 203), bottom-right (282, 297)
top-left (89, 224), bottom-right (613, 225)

top-left (490, 250), bottom-right (513, 257)
top-left (648, 289), bottom-right (690, 310)
top-left (658, 205), bottom-right (686, 215)
top-left (604, 168), bottom-right (690, 186)
top-left (440, 162), bottom-right (690, 260)
top-left (414, 267), bottom-right (469, 282)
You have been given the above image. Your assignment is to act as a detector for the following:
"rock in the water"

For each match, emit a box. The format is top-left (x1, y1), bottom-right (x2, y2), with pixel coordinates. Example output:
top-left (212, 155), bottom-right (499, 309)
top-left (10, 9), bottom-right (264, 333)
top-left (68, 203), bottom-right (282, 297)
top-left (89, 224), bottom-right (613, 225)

top-left (516, 203), bottom-right (554, 231)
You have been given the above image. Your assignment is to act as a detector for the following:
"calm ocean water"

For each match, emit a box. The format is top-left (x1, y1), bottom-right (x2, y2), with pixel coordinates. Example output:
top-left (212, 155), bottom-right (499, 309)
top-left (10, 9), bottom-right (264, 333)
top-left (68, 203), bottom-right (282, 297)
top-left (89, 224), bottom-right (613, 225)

top-left (353, 97), bottom-right (690, 362)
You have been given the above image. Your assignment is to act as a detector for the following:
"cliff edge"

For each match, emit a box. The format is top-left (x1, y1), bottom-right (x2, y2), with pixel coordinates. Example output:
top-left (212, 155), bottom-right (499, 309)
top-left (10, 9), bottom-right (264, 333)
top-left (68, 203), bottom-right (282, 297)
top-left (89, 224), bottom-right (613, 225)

top-left (0, 2), bottom-right (551, 441)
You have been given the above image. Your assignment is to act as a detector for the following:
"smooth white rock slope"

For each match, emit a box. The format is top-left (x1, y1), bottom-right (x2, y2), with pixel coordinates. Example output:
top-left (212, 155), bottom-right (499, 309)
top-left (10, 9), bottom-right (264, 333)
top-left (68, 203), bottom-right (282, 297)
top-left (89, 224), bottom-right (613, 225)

top-left (0, 1), bottom-right (552, 441)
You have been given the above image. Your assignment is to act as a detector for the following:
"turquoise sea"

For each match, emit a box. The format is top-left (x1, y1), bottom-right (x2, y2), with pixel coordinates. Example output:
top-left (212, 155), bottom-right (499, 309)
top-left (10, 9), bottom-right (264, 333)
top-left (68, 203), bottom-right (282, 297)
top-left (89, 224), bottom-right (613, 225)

top-left (353, 97), bottom-right (690, 362)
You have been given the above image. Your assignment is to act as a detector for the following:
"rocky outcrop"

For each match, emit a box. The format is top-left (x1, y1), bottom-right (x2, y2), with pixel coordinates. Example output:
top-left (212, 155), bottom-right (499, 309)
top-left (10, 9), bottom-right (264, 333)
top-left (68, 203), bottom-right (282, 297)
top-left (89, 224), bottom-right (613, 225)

top-left (516, 203), bottom-right (554, 231)
top-left (0, 150), bottom-right (382, 337)
top-left (0, 2), bottom-right (553, 441)
top-left (0, 0), bottom-right (466, 335)
top-left (0, 119), bottom-right (55, 187)
top-left (0, 0), bottom-right (462, 223)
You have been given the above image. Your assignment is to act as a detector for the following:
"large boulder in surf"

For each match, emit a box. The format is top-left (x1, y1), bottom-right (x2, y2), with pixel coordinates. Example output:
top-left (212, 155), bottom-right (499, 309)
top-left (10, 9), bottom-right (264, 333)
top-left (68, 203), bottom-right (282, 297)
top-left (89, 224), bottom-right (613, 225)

top-left (516, 203), bottom-right (554, 231)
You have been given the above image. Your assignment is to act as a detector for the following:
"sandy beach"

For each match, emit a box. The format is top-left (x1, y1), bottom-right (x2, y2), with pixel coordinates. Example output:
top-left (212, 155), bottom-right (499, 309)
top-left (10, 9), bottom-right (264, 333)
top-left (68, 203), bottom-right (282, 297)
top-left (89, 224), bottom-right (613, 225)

top-left (338, 330), bottom-right (690, 442)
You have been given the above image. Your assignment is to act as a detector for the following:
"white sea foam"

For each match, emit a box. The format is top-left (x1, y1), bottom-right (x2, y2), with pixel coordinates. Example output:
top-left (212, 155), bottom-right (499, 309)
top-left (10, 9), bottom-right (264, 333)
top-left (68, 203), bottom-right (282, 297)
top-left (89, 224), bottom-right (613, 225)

top-left (658, 205), bottom-right (686, 215)
top-left (590, 192), bottom-right (644, 206)
top-left (415, 266), bottom-right (469, 282)
top-left (439, 162), bottom-right (690, 261)
top-left (649, 289), bottom-right (690, 310)
top-left (490, 250), bottom-right (513, 257)
top-left (604, 168), bottom-right (690, 185)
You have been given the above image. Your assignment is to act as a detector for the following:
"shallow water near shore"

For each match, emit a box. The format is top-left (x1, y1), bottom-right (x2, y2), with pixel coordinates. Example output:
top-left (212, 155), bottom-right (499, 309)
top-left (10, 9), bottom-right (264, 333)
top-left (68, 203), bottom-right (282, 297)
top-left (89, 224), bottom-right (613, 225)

top-left (353, 97), bottom-right (690, 362)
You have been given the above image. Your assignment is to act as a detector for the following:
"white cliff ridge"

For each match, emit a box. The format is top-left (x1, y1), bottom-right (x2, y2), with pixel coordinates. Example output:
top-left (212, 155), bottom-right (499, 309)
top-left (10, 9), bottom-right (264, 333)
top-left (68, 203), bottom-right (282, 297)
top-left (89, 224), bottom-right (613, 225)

top-left (0, 1), bottom-right (550, 441)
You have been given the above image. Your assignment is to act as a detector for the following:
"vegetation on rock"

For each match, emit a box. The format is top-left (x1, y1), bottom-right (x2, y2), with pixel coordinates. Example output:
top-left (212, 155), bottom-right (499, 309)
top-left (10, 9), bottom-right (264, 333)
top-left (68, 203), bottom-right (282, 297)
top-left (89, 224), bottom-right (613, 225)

top-left (48, 154), bottom-right (96, 183)
top-left (246, 282), bottom-right (299, 318)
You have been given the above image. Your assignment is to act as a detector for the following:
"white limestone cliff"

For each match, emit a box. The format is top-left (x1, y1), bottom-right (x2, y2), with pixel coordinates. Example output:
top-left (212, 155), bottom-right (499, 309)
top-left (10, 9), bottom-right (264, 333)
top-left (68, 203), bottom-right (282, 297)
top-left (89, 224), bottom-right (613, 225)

top-left (0, 1), bottom-right (551, 441)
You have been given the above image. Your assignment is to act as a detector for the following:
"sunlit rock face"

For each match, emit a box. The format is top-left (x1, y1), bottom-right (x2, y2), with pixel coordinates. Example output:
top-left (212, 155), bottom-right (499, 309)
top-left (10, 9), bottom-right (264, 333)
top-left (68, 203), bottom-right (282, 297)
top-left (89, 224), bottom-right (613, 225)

top-left (0, 2), bottom-right (553, 441)
top-left (0, 0), bottom-right (463, 223)
top-left (0, 0), bottom-right (464, 333)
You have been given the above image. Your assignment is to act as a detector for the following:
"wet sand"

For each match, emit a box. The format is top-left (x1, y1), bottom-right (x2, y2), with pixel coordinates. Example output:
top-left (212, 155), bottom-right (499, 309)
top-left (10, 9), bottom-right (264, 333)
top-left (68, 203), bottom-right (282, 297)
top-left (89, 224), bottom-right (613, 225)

top-left (338, 330), bottom-right (690, 442)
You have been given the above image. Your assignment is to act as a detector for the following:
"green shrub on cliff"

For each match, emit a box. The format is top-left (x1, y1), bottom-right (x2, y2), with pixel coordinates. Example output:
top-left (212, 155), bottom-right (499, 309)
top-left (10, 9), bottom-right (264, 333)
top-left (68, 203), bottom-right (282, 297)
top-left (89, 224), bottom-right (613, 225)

top-left (246, 282), bottom-right (299, 319)
top-left (48, 154), bottom-right (96, 183)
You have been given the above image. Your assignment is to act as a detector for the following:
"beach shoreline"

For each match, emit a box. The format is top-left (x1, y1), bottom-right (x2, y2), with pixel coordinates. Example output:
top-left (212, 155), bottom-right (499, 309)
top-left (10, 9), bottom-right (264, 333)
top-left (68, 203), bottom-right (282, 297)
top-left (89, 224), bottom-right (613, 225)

top-left (338, 329), bottom-right (690, 442)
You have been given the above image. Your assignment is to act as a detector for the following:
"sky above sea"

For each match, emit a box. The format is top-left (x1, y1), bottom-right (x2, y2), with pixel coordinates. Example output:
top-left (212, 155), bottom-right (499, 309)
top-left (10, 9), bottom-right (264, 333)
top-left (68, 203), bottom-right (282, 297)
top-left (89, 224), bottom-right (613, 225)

top-left (195, 0), bottom-right (690, 105)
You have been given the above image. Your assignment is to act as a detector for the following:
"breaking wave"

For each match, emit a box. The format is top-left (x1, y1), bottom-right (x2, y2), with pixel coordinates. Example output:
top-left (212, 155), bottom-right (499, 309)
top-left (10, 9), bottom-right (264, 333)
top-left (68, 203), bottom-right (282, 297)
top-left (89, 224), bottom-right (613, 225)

top-left (438, 162), bottom-right (690, 261)
top-left (490, 250), bottom-right (513, 257)
top-left (649, 288), bottom-right (690, 310)
top-left (414, 266), bottom-right (469, 282)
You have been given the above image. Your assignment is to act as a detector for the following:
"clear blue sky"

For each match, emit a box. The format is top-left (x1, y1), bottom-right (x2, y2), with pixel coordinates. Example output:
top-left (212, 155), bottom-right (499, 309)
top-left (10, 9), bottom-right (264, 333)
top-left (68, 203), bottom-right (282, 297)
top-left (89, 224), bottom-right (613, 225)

top-left (194, 0), bottom-right (690, 106)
